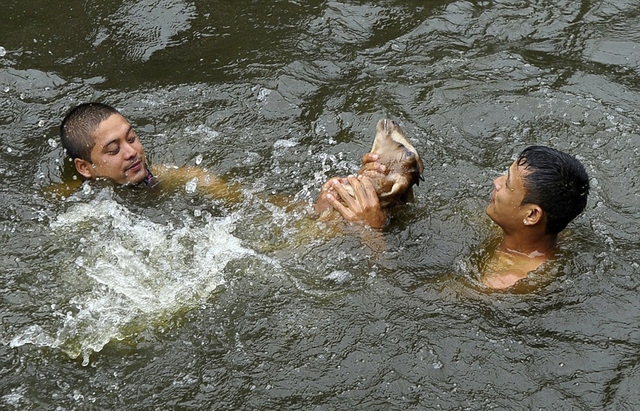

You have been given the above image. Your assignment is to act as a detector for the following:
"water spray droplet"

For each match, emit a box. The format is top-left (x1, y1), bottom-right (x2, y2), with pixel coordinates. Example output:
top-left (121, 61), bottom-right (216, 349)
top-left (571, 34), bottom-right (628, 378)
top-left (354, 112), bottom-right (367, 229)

top-left (185, 177), bottom-right (198, 193)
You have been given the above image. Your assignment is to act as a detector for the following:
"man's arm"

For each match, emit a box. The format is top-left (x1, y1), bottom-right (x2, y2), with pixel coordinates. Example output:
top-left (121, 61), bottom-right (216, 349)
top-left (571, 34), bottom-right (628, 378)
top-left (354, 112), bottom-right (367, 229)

top-left (152, 164), bottom-right (244, 204)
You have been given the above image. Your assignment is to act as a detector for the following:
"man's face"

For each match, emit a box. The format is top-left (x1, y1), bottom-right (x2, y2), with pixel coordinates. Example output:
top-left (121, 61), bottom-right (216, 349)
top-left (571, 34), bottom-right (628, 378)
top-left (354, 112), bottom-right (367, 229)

top-left (83, 113), bottom-right (147, 185)
top-left (486, 160), bottom-right (530, 233)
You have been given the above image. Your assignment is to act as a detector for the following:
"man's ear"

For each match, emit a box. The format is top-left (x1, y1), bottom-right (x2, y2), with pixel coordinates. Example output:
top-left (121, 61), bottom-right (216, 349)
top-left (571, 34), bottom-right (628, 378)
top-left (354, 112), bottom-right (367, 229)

top-left (74, 158), bottom-right (95, 180)
top-left (523, 205), bottom-right (544, 226)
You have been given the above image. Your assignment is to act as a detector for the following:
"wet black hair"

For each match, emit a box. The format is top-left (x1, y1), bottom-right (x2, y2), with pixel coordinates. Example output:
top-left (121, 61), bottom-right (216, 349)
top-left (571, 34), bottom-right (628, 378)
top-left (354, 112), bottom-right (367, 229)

top-left (518, 145), bottom-right (589, 234)
top-left (60, 102), bottom-right (120, 162)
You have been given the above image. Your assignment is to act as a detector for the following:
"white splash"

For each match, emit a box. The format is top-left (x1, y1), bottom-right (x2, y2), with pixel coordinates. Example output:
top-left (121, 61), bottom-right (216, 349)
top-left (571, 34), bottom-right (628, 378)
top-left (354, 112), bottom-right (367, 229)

top-left (12, 199), bottom-right (252, 365)
top-left (184, 124), bottom-right (220, 142)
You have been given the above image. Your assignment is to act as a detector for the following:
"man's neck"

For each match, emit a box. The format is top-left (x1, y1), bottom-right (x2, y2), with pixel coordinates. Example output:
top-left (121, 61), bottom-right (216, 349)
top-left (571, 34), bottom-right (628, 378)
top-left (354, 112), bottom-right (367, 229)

top-left (499, 230), bottom-right (557, 258)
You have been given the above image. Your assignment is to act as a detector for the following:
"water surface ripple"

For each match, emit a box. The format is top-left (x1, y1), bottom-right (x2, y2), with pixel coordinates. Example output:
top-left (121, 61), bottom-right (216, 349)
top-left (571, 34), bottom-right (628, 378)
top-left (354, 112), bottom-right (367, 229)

top-left (1, 0), bottom-right (639, 409)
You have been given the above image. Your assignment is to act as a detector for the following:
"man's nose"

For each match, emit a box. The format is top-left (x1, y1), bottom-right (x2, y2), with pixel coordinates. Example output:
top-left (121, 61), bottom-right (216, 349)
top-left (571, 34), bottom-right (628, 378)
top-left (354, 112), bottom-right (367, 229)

top-left (122, 142), bottom-right (138, 159)
top-left (493, 175), bottom-right (503, 191)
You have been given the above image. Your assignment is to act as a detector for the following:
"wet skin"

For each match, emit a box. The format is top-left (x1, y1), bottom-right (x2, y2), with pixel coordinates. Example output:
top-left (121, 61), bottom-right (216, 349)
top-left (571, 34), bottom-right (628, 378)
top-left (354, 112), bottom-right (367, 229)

top-left (75, 113), bottom-right (147, 185)
top-left (486, 160), bottom-right (530, 235)
top-left (62, 113), bottom-right (243, 203)
top-left (483, 160), bottom-right (555, 289)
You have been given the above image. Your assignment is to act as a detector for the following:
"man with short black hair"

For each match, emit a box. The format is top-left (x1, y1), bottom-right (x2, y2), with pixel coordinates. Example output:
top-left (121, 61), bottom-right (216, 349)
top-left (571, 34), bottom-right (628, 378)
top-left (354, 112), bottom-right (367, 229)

top-left (61, 102), bottom-right (154, 186)
top-left (482, 145), bottom-right (589, 288)
top-left (58, 102), bottom-right (240, 201)
top-left (322, 146), bottom-right (590, 289)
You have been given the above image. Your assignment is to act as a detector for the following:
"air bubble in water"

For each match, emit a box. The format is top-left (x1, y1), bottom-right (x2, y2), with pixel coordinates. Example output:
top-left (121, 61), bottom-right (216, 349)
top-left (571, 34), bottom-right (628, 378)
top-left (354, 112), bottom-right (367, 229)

top-left (257, 87), bottom-right (272, 101)
top-left (0, 46), bottom-right (6, 57)
top-left (195, 154), bottom-right (203, 165)
top-left (325, 270), bottom-right (352, 283)
top-left (391, 42), bottom-right (406, 52)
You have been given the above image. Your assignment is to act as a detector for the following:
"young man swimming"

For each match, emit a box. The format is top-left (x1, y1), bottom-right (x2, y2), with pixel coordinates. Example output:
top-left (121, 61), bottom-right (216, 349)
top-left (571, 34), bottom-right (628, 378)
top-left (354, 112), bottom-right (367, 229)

top-left (320, 146), bottom-right (590, 289)
top-left (61, 102), bottom-right (154, 186)
top-left (58, 102), bottom-right (240, 200)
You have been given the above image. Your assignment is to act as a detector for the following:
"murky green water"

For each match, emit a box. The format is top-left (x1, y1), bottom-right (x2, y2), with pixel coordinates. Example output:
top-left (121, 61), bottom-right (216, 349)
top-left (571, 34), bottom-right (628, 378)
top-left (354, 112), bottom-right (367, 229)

top-left (1, 0), bottom-right (640, 409)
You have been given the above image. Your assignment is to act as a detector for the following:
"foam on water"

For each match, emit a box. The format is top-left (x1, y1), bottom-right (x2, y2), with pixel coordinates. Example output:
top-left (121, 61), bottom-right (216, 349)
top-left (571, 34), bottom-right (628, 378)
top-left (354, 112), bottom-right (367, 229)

top-left (11, 199), bottom-right (252, 365)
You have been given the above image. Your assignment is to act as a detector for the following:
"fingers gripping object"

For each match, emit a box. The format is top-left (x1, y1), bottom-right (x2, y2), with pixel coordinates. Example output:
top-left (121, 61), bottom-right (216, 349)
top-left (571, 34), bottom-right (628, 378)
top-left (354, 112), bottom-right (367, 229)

top-left (315, 119), bottom-right (424, 220)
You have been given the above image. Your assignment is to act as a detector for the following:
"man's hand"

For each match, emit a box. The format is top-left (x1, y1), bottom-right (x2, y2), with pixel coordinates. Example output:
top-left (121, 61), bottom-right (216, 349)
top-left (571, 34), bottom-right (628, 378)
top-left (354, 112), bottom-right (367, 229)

top-left (325, 175), bottom-right (386, 229)
top-left (315, 177), bottom-right (342, 215)
top-left (360, 153), bottom-right (387, 179)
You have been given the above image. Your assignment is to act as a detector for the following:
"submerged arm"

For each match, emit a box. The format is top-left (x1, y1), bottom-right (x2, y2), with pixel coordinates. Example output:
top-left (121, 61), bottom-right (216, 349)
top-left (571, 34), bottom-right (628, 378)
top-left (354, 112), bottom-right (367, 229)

top-left (152, 164), bottom-right (244, 204)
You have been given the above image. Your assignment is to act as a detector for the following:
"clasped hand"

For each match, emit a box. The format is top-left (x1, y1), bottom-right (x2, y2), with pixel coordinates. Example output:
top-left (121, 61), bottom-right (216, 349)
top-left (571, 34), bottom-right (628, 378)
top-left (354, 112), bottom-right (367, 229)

top-left (316, 153), bottom-right (387, 229)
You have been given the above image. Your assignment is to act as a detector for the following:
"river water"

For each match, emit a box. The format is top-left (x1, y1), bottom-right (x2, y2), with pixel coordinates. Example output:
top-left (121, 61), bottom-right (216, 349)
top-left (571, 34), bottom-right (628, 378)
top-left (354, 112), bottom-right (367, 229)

top-left (1, 0), bottom-right (639, 409)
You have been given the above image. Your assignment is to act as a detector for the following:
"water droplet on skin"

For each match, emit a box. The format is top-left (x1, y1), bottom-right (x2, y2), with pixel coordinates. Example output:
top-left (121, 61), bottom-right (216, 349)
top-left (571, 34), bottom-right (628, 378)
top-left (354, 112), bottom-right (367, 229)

top-left (185, 177), bottom-right (198, 193)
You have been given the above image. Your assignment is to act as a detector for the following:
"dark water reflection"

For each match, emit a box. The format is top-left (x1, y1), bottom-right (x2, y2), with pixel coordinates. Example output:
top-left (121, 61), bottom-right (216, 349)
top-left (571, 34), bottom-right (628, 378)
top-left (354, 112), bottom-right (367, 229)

top-left (1, 0), bottom-right (640, 409)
